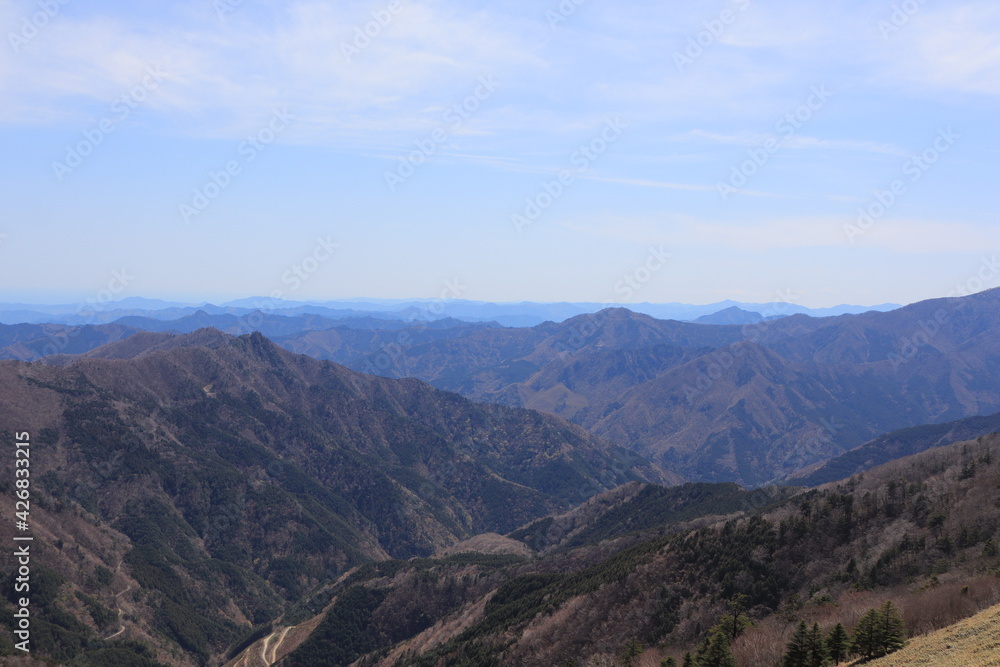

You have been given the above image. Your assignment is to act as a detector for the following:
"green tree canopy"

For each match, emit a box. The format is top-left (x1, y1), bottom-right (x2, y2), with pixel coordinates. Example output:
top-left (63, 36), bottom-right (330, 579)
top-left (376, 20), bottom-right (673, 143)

top-left (783, 621), bottom-right (811, 667)
top-left (826, 622), bottom-right (849, 664)
top-left (782, 621), bottom-right (827, 667)
top-left (851, 601), bottom-right (906, 660)
top-left (696, 630), bottom-right (738, 667)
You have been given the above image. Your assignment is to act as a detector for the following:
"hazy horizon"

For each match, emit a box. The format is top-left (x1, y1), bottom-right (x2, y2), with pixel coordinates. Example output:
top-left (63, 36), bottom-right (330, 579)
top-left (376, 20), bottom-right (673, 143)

top-left (0, 292), bottom-right (910, 311)
top-left (2, 1), bottom-right (997, 309)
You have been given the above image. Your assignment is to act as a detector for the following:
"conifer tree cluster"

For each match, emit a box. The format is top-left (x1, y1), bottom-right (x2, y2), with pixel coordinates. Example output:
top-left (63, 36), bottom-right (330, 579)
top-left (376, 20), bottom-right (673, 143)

top-left (850, 601), bottom-right (906, 660)
top-left (781, 601), bottom-right (904, 666)
top-left (678, 596), bottom-right (749, 667)
top-left (782, 621), bottom-right (826, 667)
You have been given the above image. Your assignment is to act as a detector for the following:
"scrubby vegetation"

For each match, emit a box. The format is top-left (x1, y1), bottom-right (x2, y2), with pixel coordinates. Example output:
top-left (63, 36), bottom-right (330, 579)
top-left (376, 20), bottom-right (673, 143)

top-left (3, 328), bottom-right (1000, 666)
top-left (0, 332), bottom-right (656, 664)
top-left (277, 433), bottom-right (1000, 666)
top-left (861, 601), bottom-right (1000, 666)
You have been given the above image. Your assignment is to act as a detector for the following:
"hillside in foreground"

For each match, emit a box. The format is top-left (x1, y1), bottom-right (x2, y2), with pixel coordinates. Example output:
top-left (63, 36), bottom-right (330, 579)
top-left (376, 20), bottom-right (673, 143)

top-left (0, 330), bottom-right (666, 665)
top-left (218, 432), bottom-right (1000, 666)
top-left (861, 602), bottom-right (1000, 666)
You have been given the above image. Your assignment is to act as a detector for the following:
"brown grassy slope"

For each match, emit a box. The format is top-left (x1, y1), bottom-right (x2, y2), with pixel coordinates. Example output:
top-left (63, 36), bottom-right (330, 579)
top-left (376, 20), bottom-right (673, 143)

top-left (861, 601), bottom-right (1000, 666)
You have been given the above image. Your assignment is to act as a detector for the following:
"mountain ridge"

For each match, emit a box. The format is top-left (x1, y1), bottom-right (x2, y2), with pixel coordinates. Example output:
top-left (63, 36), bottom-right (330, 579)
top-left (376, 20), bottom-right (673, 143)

top-left (5, 288), bottom-right (999, 487)
top-left (0, 329), bottom-right (674, 664)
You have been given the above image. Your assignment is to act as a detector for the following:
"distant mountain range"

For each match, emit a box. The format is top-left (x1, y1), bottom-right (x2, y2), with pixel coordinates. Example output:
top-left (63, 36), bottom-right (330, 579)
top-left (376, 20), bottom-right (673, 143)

top-left (692, 305), bottom-right (778, 325)
top-left (272, 288), bottom-right (1000, 486)
top-left (0, 296), bottom-right (901, 327)
top-left (2, 289), bottom-right (996, 487)
top-left (789, 409), bottom-right (1000, 487)
top-left (0, 294), bottom-right (998, 665)
top-left (0, 313), bottom-right (493, 362)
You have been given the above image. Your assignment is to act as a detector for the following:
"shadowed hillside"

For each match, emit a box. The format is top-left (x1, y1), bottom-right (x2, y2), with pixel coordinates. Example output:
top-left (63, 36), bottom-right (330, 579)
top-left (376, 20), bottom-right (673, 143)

top-left (0, 330), bottom-right (668, 665)
top-left (222, 432), bottom-right (1000, 666)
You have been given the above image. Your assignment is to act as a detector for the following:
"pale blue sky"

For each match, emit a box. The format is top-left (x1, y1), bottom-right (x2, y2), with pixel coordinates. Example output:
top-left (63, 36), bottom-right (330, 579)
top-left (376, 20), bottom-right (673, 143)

top-left (1, 0), bottom-right (997, 307)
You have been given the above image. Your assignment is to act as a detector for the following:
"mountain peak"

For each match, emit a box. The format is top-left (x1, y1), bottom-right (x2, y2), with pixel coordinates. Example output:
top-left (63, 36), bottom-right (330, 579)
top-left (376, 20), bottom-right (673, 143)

top-left (693, 305), bottom-right (765, 325)
top-left (175, 326), bottom-right (234, 348)
top-left (563, 307), bottom-right (659, 327)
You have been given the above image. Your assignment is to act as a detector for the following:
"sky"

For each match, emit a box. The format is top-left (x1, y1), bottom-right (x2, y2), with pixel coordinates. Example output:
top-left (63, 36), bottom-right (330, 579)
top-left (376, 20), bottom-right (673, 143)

top-left (0, 0), bottom-right (998, 308)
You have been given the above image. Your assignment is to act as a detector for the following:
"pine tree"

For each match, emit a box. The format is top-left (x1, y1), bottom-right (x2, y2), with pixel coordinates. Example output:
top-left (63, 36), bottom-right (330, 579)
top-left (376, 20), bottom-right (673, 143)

top-left (877, 600), bottom-right (906, 656)
top-left (807, 623), bottom-right (826, 667)
top-left (620, 639), bottom-right (643, 666)
top-left (697, 630), bottom-right (738, 667)
top-left (682, 652), bottom-right (695, 667)
top-left (825, 622), bottom-right (849, 664)
top-left (719, 593), bottom-right (752, 642)
top-left (851, 601), bottom-right (906, 660)
top-left (661, 659), bottom-right (678, 667)
top-left (851, 608), bottom-right (879, 660)
top-left (695, 635), bottom-right (711, 664)
top-left (783, 621), bottom-right (811, 667)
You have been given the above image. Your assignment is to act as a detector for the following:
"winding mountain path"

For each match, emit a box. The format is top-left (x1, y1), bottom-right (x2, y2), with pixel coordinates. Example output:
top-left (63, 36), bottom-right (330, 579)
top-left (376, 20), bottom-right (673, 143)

top-left (230, 625), bottom-right (291, 667)
top-left (103, 561), bottom-right (131, 640)
top-left (263, 626), bottom-right (291, 664)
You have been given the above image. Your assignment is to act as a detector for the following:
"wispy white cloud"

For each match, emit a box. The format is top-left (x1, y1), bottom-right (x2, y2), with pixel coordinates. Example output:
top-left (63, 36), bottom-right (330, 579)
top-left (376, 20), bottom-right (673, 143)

top-left (669, 129), bottom-right (904, 156)
top-left (560, 214), bottom-right (846, 250)
top-left (846, 218), bottom-right (1000, 253)
top-left (867, 2), bottom-right (1000, 97)
top-left (0, 0), bottom-right (540, 139)
top-left (4, 0), bottom-right (998, 144)
top-left (574, 175), bottom-right (714, 192)
top-left (561, 213), bottom-right (998, 254)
